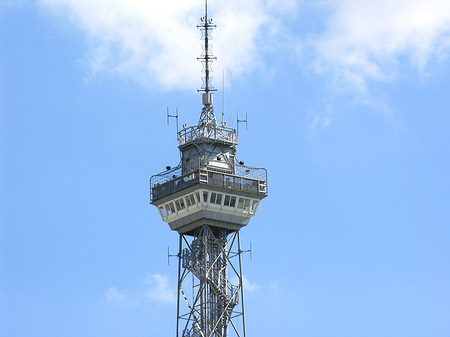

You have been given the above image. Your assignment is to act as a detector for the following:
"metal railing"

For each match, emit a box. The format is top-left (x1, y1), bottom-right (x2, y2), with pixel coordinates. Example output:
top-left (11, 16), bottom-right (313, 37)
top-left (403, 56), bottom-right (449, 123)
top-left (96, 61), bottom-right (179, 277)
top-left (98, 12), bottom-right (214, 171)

top-left (150, 162), bottom-right (267, 202)
top-left (178, 124), bottom-right (238, 148)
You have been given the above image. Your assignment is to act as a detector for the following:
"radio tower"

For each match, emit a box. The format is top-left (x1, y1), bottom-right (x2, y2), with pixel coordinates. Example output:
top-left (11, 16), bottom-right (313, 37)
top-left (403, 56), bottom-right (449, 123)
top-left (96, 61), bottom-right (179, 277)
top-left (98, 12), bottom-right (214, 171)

top-left (150, 1), bottom-right (268, 336)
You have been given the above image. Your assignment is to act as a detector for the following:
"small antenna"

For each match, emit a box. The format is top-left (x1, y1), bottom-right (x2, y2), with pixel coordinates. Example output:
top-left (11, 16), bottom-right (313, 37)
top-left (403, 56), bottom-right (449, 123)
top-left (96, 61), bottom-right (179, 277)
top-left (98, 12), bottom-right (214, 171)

top-left (230, 116), bottom-right (235, 130)
top-left (167, 247), bottom-right (178, 265)
top-left (222, 69), bottom-right (225, 125)
top-left (167, 107), bottom-right (179, 132)
top-left (237, 111), bottom-right (248, 135)
top-left (241, 241), bottom-right (253, 260)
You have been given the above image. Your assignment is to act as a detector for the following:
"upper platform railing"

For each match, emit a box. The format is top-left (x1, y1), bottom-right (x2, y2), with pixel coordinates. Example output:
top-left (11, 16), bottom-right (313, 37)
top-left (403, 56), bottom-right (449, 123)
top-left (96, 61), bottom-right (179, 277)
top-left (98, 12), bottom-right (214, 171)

top-left (150, 161), bottom-right (267, 203)
top-left (178, 124), bottom-right (238, 148)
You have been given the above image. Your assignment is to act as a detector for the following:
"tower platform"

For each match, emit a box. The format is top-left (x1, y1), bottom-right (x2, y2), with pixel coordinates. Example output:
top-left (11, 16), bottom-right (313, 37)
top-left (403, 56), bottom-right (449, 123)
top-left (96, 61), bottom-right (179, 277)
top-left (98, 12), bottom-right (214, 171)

top-left (150, 161), bottom-right (267, 235)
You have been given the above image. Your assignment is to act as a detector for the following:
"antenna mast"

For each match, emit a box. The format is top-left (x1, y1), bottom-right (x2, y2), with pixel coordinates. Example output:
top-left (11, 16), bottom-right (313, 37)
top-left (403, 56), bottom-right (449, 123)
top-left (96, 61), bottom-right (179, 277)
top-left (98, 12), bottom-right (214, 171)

top-left (197, 0), bottom-right (219, 128)
top-left (198, 0), bottom-right (217, 95)
top-left (222, 69), bottom-right (225, 125)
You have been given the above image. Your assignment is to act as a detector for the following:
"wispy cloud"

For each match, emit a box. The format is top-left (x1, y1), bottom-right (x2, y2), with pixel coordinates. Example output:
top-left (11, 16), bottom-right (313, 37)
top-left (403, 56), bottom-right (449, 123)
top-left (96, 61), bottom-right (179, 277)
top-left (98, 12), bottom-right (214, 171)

top-left (105, 286), bottom-right (128, 304)
top-left (306, 105), bottom-right (333, 129)
top-left (230, 275), bottom-right (259, 292)
top-left (298, 0), bottom-right (450, 127)
top-left (39, 1), bottom-right (450, 92)
top-left (39, 0), bottom-right (295, 90)
top-left (144, 273), bottom-right (176, 303)
top-left (310, 0), bottom-right (450, 93)
top-left (105, 273), bottom-right (175, 306)
top-left (269, 281), bottom-right (280, 295)
top-left (242, 275), bottom-right (259, 292)
top-left (39, 0), bottom-right (450, 124)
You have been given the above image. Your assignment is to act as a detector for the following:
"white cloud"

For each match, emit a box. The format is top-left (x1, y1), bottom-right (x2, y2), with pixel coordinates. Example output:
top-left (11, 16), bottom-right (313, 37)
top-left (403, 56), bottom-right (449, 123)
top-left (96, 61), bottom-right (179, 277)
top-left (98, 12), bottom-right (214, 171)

top-left (38, 0), bottom-right (450, 124)
top-left (310, 0), bottom-right (450, 93)
top-left (242, 275), bottom-right (259, 292)
top-left (306, 105), bottom-right (333, 129)
top-left (105, 286), bottom-right (127, 303)
top-left (269, 281), bottom-right (280, 295)
top-left (144, 273), bottom-right (176, 303)
top-left (39, 0), bottom-right (294, 91)
top-left (230, 275), bottom-right (259, 292)
top-left (105, 273), bottom-right (175, 306)
top-left (39, 1), bottom-right (450, 93)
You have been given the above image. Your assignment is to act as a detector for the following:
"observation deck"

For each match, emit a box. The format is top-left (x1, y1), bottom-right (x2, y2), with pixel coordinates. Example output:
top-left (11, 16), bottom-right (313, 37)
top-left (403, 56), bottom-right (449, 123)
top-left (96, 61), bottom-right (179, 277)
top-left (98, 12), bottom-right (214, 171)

top-left (150, 160), bottom-right (267, 203)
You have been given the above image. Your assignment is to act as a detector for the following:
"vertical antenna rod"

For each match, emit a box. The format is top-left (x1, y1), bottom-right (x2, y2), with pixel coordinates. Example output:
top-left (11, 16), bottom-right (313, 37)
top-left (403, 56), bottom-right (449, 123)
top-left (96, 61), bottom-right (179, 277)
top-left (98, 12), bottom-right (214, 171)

top-left (222, 69), bottom-right (225, 124)
top-left (204, 0), bottom-right (209, 94)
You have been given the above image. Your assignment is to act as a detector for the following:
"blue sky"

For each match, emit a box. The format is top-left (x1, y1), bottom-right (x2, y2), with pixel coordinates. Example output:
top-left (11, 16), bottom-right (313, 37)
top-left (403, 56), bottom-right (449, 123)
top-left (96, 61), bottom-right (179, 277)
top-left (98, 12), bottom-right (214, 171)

top-left (1, 1), bottom-right (450, 336)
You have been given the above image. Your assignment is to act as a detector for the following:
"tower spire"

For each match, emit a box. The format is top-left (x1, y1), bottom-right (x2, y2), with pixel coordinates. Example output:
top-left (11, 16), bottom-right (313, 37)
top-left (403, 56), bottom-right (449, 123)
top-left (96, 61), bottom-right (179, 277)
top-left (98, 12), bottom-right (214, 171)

top-left (197, 0), bottom-right (218, 127)
top-left (203, 0), bottom-right (210, 94)
top-left (198, 0), bottom-right (217, 95)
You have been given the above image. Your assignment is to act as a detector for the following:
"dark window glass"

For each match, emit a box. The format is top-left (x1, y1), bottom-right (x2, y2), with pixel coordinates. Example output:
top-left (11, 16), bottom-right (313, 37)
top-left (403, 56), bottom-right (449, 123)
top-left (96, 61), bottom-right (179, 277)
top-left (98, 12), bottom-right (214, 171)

top-left (243, 198), bottom-right (250, 210)
top-left (224, 195), bottom-right (231, 206)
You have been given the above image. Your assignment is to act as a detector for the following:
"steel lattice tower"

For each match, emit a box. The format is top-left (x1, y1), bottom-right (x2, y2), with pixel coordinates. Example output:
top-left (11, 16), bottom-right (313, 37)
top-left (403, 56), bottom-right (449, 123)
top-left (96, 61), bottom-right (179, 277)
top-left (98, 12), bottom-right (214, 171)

top-left (150, 1), bottom-right (268, 336)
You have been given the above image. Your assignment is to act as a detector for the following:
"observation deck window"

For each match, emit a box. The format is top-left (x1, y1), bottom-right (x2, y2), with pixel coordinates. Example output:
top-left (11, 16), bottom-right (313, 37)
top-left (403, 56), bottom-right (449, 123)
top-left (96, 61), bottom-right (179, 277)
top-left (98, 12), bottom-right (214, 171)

top-left (244, 198), bottom-right (250, 210)
top-left (251, 200), bottom-right (259, 212)
top-left (210, 192), bottom-right (223, 205)
top-left (159, 206), bottom-right (166, 217)
top-left (224, 195), bottom-right (236, 208)
top-left (165, 202), bottom-right (176, 215)
top-left (202, 191), bottom-right (209, 203)
top-left (175, 198), bottom-right (186, 211)
top-left (237, 197), bottom-right (250, 211)
top-left (185, 194), bottom-right (196, 207)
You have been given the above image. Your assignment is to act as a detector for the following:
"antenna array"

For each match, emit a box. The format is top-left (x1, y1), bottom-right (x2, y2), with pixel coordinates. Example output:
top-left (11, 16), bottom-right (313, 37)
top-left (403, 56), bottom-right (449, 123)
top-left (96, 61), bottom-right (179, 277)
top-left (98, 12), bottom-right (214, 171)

top-left (197, 0), bottom-right (217, 94)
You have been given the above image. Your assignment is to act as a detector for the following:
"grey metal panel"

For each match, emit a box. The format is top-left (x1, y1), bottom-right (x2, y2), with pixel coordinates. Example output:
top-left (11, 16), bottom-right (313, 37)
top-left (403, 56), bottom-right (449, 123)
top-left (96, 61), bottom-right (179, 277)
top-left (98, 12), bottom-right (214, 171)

top-left (152, 182), bottom-right (267, 208)
top-left (168, 209), bottom-right (250, 234)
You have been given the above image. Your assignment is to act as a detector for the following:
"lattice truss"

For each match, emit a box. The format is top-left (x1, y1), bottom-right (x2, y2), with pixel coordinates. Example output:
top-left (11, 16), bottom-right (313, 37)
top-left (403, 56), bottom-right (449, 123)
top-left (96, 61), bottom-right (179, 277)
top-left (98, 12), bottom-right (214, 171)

top-left (198, 105), bottom-right (218, 128)
top-left (177, 225), bottom-right (247, 337)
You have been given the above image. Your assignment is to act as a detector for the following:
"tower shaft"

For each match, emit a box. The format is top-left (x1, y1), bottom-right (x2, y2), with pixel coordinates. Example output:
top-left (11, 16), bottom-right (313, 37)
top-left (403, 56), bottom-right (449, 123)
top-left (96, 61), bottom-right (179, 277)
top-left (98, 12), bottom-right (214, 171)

top-left (177, 226), bottom-right (246, 337)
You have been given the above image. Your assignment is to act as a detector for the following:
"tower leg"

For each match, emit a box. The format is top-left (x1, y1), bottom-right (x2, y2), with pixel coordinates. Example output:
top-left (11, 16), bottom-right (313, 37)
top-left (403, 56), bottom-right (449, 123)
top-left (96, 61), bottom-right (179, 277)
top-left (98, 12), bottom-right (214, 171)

top-left (237, 232), bottom-right (246, 337)
top-left (177, 234), bottom-right (182, 337)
